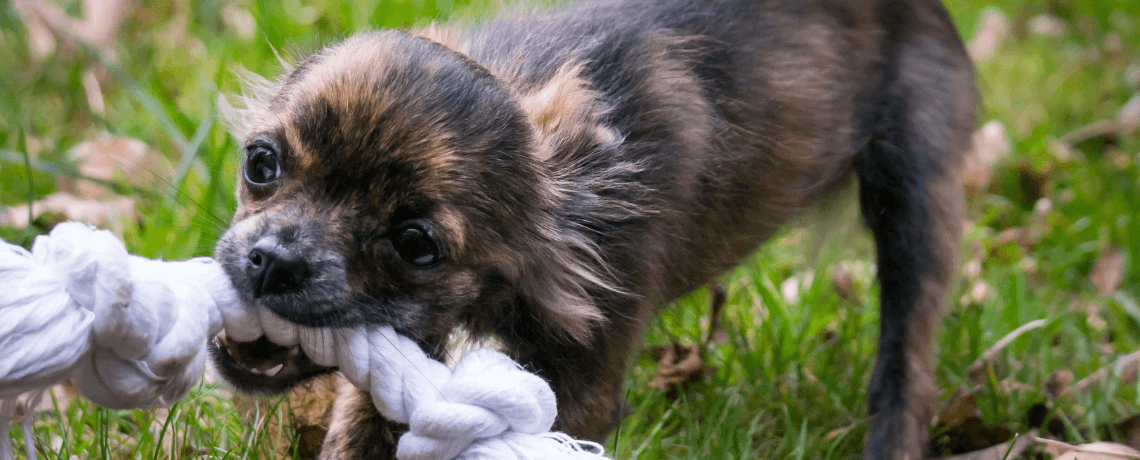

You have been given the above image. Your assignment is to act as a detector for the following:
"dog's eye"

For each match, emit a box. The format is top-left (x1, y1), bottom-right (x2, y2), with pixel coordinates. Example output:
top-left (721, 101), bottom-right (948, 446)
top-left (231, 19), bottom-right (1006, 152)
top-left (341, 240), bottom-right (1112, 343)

top-left (391, 221), bottom-right (442, 267)
top-left (244, 145), bottom-right (281, 186)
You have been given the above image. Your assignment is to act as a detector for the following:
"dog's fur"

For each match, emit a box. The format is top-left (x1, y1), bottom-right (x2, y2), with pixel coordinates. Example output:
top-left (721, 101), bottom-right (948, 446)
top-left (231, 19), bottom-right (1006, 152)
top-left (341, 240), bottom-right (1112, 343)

top-left (210, 0), bottom-right (977, 458)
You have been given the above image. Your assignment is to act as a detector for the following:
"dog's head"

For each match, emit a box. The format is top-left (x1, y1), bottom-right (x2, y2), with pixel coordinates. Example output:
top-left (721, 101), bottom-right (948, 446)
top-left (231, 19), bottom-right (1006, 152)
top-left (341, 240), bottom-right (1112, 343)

top-left (211, 31), bottom-right (623, 393)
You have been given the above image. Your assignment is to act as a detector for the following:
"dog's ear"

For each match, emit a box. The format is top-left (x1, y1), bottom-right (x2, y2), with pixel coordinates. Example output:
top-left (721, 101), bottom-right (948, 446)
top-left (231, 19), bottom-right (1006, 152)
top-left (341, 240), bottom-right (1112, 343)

top-left (519, 63), bottom-right (622, 163)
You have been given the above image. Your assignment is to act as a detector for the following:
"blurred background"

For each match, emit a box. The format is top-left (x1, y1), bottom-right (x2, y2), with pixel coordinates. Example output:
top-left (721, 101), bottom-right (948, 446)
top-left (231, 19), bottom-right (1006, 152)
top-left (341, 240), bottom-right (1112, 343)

top-left (1, 0), bottom-right (1139, 458)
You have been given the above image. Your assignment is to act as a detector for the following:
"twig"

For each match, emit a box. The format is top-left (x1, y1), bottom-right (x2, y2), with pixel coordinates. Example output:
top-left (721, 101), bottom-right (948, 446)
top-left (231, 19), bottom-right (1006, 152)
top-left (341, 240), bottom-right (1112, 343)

top-left (1066, 350), bottom-right (1140, 396)
top-left (968, 319), bottom-right (1047, 386)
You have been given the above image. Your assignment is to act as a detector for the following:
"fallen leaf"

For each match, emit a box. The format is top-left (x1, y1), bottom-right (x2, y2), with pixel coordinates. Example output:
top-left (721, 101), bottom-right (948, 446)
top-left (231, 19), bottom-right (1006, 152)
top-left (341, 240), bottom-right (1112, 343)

top-left (964, 121), bottom-right (1011, 197)
top-left (1113, 415), bottom-right (1140, 450)
top-left (704, 283), bottom-right (729, 347)
top-left (1038, 439), bottom-right (1140, 460)
top-left (222, 6), bottom-right (257, 43)
top-left (1016, 163), bottom-right (1051, 208)
top-left (940, 390), bottom-right (980, 428)
top-left (931, 430), bottom-right (1037, 460)
top-left (1029, 14), bottom-right (1068, 37)
top-left (1126, 64), bottom-right (1140, 87)
top-left (992, 227), bottom-right (1033, 252)
top-left (781, 270), bottom-right (814, 305)
top-left (960, 280), bottom-right (992, 307)
top-left (647, 343), bottom-right (716, 398)
top-left (10, 0), bottom-right (129, 59)
top-left (929, 416), bottom-right (1014, 456)
top-left (288, 374), bottom-right (339, 460)
top-left (1, 193), bottom-right (136, 234)
top-left (61, 135), bottom-right (173, 200)
top-left (1089, 247), bottom-right (1124, 297)
top-left (1068, 351), bottom-right (1140, 396)
top-left (1026, 402), bottom-right (1068, 439)
top-left (1044, 369), bottom-right (1074, 397)
top-left (967, 8), bottom-right (1010, 61)
top-left (831, 264), bottom-right (857, 305)
top-left (1116, 96), bottom-right (1140, 132)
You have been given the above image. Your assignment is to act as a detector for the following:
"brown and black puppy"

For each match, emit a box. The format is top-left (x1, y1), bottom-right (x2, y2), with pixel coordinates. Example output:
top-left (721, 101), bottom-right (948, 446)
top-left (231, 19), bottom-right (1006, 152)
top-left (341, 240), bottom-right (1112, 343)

top-left (210, 0), bottom-right (977, 458)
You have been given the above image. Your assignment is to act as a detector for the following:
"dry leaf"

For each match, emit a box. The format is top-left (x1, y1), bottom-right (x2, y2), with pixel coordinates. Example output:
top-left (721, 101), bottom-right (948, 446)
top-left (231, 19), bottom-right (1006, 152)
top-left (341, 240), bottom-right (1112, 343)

top-left (964, 121), bottom-right (1011, 197)
top-left (781, 270), bottom-right (814, 305)
top-left (1038, 438), bottom-right (1140, 460)
top-left (1044, 369), bottom-right (1074, 397)
top-left (1113, 415), bottom-right (1140, 450)
top-left (831, 264), bottom-right (857, 305)
top-left (1126, 64), bottom-right (1140, 87)
top-left (1029, 14), bottom-right (1068, 37)
top-left (992, 227), bottom-right (1033, 252)
top-left (967, 8), bottom-right (1010, 61)
top-left (289, 374), bottom-right (339, 460)
top-left (222, 6), bottom-right (257, 43)
top-left (60, 135), bottom-right (172, 200)
top-left (1, 193), bottom-right (136, 234)
top-left (705, 283), bottom-right (729, 347)
top-left (1069, 351), bottom-right (1140, 395)
top-left (1118, 96), bottom-right (1140, 133)
top-left (931, 430), bottom-right (1036, 460)
top-left (647, 343), bottom-right (715, 397)
top-left (11, 0), bottom-right (129, 59)
top-left (1089, 247), bottom-right (1124, 297)
top-left (960, 280), bottom-right (992, 307)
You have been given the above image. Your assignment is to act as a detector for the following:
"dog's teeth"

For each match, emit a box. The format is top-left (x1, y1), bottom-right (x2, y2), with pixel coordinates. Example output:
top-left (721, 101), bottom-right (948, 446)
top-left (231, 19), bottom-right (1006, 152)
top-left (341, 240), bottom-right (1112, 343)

top-left (263, 364), bottom-right (284, 377)
top-left (247, 367), bottom-right (262, 375)
top-left (289, 346), bottom-right (302, 357)
top-left (259, 307), bottom-right (299, 346)
top-left (299, 326), bottom-right (338, 367)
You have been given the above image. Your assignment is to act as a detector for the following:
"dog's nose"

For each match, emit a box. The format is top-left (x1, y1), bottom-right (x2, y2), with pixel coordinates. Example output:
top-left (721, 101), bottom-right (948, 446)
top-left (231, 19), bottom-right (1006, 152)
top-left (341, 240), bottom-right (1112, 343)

top-left (247, 235), bottom-right (310, 297)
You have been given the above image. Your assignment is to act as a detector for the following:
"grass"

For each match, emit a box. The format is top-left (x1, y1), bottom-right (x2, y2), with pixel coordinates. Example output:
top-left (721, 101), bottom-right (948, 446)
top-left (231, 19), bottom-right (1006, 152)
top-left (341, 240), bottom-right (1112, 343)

top-left (2, 0), bottom-right (1139, 458)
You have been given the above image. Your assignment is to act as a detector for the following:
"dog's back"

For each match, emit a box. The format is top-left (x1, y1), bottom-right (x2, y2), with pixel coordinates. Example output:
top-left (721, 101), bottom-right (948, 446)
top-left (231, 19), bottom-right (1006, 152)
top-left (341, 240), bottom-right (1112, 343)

top-left (461, 2), bottom-right (977, 458)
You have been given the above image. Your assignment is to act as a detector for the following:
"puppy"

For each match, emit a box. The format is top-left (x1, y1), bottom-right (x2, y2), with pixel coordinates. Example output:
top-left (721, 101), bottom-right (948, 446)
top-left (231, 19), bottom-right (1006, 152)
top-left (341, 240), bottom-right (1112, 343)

top-left (210, 0), bottom-right (977, 458)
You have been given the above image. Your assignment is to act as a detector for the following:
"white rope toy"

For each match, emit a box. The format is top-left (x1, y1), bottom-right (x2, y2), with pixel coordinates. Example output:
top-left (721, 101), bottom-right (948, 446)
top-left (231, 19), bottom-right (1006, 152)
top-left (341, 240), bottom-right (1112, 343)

top-left (0, 222), bottom-right (605, 460)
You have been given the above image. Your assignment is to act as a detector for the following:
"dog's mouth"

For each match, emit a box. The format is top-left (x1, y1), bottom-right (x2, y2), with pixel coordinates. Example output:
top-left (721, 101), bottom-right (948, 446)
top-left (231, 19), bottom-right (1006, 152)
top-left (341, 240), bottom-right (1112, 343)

top-left (209, 331), bottom-right (334, 396)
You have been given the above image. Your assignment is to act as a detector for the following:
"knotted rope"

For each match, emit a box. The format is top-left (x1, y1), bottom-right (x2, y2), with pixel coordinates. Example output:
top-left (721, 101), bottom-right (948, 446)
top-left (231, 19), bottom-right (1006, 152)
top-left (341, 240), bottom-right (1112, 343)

top-left (0, 223), bottom-right (605, 460)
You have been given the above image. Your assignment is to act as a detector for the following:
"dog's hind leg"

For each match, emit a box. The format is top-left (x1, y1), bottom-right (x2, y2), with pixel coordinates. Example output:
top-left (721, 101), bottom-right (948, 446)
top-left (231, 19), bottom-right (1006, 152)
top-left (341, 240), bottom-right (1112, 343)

top-left (857, 7), bottom-right (975, 459)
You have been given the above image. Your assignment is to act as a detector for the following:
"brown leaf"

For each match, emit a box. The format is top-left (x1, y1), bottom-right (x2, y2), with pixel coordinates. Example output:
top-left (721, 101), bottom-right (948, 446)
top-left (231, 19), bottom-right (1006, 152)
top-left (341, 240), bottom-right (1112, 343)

top-left (11, 0), bottom-right (129, 59)
top-left (992, 227), bottom-right (1034, 252)
top-left (831, 264), bottom-right (856, 305)
top-left (929, 416), bottom-right (1014, 456)
top-left (1044, 369), bottom-right (1074, 398)
top-left (780, 270), bottom-right (814, 305)
top-left (964, 121), bottom-right (1012, 197)
top-left (1028, 14), bottom-right (1068, 37)
top-left (1118, 96), bottom-right (1140, 133)
top-left (967, 8), bottom-right (1010, 61)
top-left (941, 390), bottom-right (980, 428)
top-left (1038, 439), bottom-right (1140, 460)
top-left (1, 193), bottom-right (136, 234)
top-left (704, 283), bottom-right (729, 347)
top-left (930, 430), bottom-right (1036, 460)
top-left (1069, 351), bottom-right (1140, 395)
top-left (61, 135), bottom-right (172, 200)
top-left (1113, 415), bottom-right (1140, 450)
top-left (288, 374), bottom-right (339, 460)
top-left (1089, 247), bottom-right (1124, 297)
top-left (648, 343), bottom-right (715, 397)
